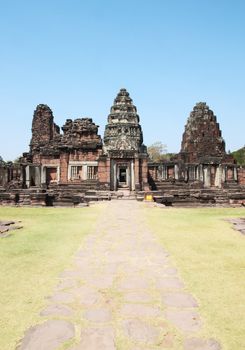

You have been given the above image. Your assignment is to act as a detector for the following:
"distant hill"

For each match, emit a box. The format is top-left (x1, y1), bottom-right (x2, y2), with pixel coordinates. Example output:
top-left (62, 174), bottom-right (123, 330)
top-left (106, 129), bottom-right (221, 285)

top-left (232, 146), bottom-right (245, 165)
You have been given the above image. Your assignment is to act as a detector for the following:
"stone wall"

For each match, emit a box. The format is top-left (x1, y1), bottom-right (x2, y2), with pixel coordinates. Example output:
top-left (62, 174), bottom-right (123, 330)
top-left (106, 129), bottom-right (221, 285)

top-left (238, 167), bottom-right (245, 185)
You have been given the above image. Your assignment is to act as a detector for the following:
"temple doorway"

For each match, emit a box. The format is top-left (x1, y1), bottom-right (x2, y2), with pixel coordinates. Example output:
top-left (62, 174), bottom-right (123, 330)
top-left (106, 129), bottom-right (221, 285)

top-left (118, 165), bottom-right (128, 188)
top-left (110, 159), bottom-right (136, 191)
top-left (46, 167), bottom-right (58, 185)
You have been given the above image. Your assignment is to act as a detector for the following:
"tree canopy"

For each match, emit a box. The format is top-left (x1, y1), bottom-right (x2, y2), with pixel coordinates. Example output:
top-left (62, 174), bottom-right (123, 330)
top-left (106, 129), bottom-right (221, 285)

top-left (232, 146), bottom-right (245, 165)
top-left (147, 141), bottom-right (167, 162)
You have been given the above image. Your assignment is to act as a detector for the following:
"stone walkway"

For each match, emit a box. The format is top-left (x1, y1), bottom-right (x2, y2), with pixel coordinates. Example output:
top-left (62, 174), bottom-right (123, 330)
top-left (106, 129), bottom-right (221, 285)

top-left (18, 201), bottom-right (221, 350)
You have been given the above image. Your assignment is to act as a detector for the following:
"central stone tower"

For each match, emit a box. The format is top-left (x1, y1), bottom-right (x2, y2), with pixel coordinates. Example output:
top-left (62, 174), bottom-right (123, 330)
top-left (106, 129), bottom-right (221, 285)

top-left (103, 88), bottom-right (148, 191)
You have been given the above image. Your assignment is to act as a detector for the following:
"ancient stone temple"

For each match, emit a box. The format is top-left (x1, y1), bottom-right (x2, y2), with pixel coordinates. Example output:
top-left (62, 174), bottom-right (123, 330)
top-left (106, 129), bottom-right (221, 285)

top-left (20, 89), bottom-right (148, 192)
top-left (0, 90), bottom-right (244, 206)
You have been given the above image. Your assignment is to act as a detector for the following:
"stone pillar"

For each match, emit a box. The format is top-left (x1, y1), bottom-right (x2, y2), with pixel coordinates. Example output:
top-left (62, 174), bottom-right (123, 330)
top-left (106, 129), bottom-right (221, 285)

top-left (26, 165), bottom-right (30, 188)
top-left (157, 165), bottom-right (162, 180)
top-left (126, 165), bottom-right (130, 189)
top-left (199, 164), bottom-right (204, 182)
top-left (134, 158), bottom-right (140, 189)
top-left (234, 167), bottom-right (238, 181)
top-left (109, 159), bottom-right (118, 191)
top-left (141, 158), bottom-right (149, 190)
top-left (35, 166), bottom-right (41, 186)
top-left (174, 164), bottom-right (179, 180)
top-left (203, 166), bottom-right (211, 187)
top-left (131, 160), bottom-right (135, 191)
top-left (214, 165), bottom-right (222, 188)
top-left (60, 153), bottom-right (69, 183)
top-left (113, 161), bottom-right (117, 190)
top-left (41, 166), bottom-right (46, 184)
top-left (82, 165), bottom-right (88, 180)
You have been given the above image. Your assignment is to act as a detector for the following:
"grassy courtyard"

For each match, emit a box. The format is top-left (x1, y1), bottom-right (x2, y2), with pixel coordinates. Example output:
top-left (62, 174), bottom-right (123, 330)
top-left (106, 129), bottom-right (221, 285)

top-left (146, 206), bottom-right (245, 350)
top-left (0, 205), bottom-right (103, 350)
top-left (0, 204), bottom-right (244, 350)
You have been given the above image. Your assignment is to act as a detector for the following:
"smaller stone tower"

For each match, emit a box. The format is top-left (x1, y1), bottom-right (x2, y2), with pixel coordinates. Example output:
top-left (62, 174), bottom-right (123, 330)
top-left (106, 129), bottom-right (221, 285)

top-left (30, 104), bottom-right (59, 152)
top-left (180, 102), bottom-right (227, 163)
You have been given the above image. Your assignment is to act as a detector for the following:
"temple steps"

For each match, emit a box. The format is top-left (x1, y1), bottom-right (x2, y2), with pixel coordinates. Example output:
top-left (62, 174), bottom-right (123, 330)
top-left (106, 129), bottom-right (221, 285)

top-left (0, 184), bottom-right (244, 207)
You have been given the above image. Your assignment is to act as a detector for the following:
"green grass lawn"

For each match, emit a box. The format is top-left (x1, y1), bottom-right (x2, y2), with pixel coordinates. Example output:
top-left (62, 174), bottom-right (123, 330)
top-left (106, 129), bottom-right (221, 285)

top-left (0, 205), bottom-right (103, 350)
top-left (145, 206), bottom-right (245, 350)
top-left (1, 204), bottom-right (244, 350)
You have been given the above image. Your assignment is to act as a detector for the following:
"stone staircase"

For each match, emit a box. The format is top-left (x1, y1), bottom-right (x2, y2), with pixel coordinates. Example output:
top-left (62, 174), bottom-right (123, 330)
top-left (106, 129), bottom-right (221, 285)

top-left (115, 188), bottom-right (136, 200)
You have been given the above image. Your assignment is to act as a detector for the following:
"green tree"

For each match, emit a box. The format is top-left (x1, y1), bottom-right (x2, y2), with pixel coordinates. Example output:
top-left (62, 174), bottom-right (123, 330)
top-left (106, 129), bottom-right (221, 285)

top-left (232, 146), bottom-right (245, 165)
top-left (0, 156), bottom-right (5, 165)
top-left (147, 141), bottom-right (167, 162)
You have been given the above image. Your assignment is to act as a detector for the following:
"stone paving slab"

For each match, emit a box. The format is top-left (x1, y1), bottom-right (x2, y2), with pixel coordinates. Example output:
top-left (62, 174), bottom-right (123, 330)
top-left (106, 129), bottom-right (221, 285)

top-left (84, 308), bottom-right (112, 322)
top-left (17, 201), bottom-right (221, 350)
top-left (71, 327), bottom-right (116, 350)
top-left (40, 304), bottom-right (74, 317)
top-left (18, 320), bottom-right (74, 350)
top-left (122, 319), bottom-right (160, 344)
top-left (162, 292), bottom-right (198, 308)
top-left (165, 309), bottom-right (202, 333)
top-left (120, 303), bottom-right (162, 318)
top-left (183, 337), bottom-right (221, 350)
top-left (123, 290), bottom-right (155, 303)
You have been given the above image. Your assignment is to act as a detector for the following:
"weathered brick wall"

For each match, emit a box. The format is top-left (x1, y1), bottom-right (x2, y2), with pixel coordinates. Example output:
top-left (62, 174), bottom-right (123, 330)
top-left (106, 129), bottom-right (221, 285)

top-left (39, 156), bottom-right (60, 165)
top-left (238, 167), bottom-right (245, 185)
top-left (69, 150), bottom-right (102, 162)
top-left (98, 157), bottom-right (110, 184)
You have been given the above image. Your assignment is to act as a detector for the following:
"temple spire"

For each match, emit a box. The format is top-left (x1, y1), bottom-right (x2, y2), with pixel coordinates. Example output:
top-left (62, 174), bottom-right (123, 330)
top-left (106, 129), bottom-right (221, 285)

top-left (103, 88), bottom-right (146, 154)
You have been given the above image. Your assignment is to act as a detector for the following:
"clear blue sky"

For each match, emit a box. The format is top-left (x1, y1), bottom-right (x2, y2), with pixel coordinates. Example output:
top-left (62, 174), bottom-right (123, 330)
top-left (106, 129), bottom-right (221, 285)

top-left (0, 0), bottom-right (244, 160)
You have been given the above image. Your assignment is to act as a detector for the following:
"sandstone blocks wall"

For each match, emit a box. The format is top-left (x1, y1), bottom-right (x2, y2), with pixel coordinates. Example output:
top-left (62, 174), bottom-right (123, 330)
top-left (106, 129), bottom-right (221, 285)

top-left (238, 167), bottom-right (245, 185)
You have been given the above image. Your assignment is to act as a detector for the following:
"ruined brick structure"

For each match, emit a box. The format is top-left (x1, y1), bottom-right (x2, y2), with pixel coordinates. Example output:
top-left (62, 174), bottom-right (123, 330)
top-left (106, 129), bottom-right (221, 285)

top-left (180, 102), bottom-right (231, 163)
top-left (28, 103), bottom-right (103, 188)
top-left (0, 89), bottom-right (244, 206)
top-left (149, 102), bottom-right (239, 189)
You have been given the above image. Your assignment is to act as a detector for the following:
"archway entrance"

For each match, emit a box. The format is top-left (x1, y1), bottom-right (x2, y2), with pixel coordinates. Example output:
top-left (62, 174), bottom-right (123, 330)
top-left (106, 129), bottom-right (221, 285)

top-left (118, 165), bottom-right (128, 188)
top-left (110, 159), bottom-right (135, 191)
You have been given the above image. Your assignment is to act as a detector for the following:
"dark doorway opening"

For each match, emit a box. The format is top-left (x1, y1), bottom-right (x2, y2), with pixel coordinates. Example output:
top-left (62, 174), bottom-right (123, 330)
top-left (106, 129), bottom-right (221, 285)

top-left (119, 167), bottom-right (127, 183)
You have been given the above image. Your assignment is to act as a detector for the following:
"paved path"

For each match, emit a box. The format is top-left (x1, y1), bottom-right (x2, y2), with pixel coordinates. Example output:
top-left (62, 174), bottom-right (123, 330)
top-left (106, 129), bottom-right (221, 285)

top-left (18, 201), bottom-right (221, 350)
